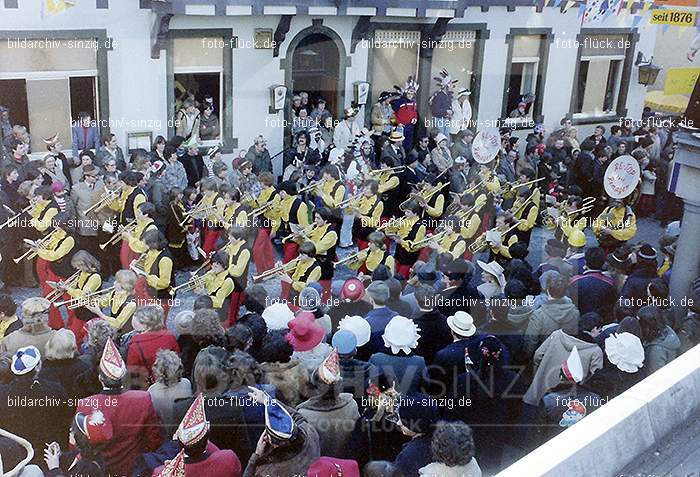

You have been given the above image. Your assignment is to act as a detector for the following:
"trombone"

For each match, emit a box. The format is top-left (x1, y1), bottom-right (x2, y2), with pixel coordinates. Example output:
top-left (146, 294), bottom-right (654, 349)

top-left (169, 269), bottom-right (215, 296)
top-left (178, 201), bottom-right (219, 227)
top-left (53, 286), bottom-right (115, 309)
top-left (99, 218), bottom-right (138, 250)
top-left (253, 257), bottom-right (301, 282)
top-left (500, 177), bottom-right (545, 196)
top-left (297, 180), bottom-right (324, 194)
top-left (338, 191), bottom-right (363, 209)
top-left (85, 184), bottom-right (123, 215)
top-left (333, 248), bottom-right (368, 268)
top-left (282, 223), bottom-right (317, 244)
top-left (367, 166), bottom-right (404, 177)
top-left (399, 182), bottom-right (449, 211)
top-left (0, 204), bottom-right (32, 230)
top-left (411, 229), bottom-right (449, 249)
top-left (13, 229), bottom-right (61, 264)
top-left (46, 271), bottom-right (82, 304)
top-left (469, 220), bottom-right (523, 254)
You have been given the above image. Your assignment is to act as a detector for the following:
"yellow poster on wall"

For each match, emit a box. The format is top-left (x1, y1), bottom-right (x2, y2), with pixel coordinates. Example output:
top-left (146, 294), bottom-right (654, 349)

top-left (653, 0), bottom-right (699, 6)
top-left (664, 67), bottom-right (700, 95)
top-left (650, 9), bottom-right (697, 25)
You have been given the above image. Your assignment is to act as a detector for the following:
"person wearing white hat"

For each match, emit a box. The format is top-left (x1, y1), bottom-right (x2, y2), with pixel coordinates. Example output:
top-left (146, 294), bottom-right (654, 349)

top-left (477, 260), bottom-right (506, 300)
top-left (368, 316), bottom-right (426, 394)
top-left (449, 88), bottom-right (472, 141)
top-left (261, 302), bottom-right (295, 331)
top-left (430, 133), bottom-right (453, 173)
top-left (586, 332), bottom-right (645, 399)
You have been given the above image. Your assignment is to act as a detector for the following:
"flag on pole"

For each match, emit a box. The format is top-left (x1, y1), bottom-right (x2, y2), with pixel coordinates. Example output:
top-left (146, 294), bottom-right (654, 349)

top-left (45, 0), bottom-right (75, 15)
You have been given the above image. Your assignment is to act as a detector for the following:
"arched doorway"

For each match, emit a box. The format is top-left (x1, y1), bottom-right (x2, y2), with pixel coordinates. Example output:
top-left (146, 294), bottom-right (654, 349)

top-left (289, 31), bottom-right (342, 118)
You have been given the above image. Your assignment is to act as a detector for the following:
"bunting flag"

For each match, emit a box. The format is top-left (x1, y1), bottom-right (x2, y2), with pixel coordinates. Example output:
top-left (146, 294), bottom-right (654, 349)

top-left (563, 0), bottom-right (578, 12)
top-left (578, 3), bottom-right (588, 18)
top-left (45, 0), bottom-right (75, 14)
top-left (583, 0), bottom-right (623, 22)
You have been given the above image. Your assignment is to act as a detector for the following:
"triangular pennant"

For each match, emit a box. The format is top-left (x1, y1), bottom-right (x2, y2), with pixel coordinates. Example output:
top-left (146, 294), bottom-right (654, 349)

top-left (318, 349), bottom-right (341, 384)
top-left (99, 337), bottom-right (126, 381)
top-left (175, 393), bottom-right (209, 446)
top-left (160, 450), bottom-right (185, 477)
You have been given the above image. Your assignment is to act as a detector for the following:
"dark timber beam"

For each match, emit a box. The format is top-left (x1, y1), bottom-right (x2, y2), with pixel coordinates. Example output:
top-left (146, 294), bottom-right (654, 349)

top-left (151, 13), bottom-right (173, 59)
top-left (273, 15), bottom-right (293, 58)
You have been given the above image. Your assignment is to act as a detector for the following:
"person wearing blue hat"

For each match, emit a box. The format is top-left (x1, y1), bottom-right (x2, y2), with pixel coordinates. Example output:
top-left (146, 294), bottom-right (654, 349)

top-left (332, 329), bottom-right (380, 403)
top-left (244, 386), bottom-right (321, 477)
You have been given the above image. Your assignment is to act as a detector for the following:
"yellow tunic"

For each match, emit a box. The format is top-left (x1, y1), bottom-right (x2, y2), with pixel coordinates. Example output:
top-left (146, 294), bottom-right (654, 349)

top-left (143, 249), bottom-right (174, 293)
top-left (460, 213), bottom-right (481, 241)
top-left (290, 258), bottom-right (322, 293)
top-left (36, 230), bottom-right (75, 262)
top-left (513, 197), bottom-right (539, 232)
top-left (318, 179), bottom-right (345, 209)
top-left (356, 196), bottom-right (383, 228)
top-left (128, 218), bottom-right (158, 254)
top-left (396, 216), bottom-right (426, 253)
top-left (99, 290), bottom-right (137, 331)
top-left (257, 186), bottom-right (280, 222)
top-left (378, 174), bottom-right (400, 194)
top-left (66, 271), bottom-right (102, 300)
top-left (223, 203), bottom-right (248, 229)
top-left (30, 201), bottom-right (58, 233)
top-left (308, 223), bottom-right (338, 256)
top-left (272, 195), bottom-right (309, 235)
top-left (593, 206), bottom-right (637, 242)
top-left (201, 193), bottom-right (226, 225)
top-left (438, 232), bottom-right (466, 260)
top-left (204, 270), bottom-right (234, 309)
top-left (224, 240), bottom-right (251, 287)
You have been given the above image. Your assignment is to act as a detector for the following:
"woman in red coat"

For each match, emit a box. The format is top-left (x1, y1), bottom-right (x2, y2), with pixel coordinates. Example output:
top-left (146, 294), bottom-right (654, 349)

top-left (127, 305), bottom-right (180, 386)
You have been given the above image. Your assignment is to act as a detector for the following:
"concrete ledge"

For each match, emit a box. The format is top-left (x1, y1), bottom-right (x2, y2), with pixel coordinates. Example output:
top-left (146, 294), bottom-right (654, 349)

top-left (497, 343), bottom-right (700, 477)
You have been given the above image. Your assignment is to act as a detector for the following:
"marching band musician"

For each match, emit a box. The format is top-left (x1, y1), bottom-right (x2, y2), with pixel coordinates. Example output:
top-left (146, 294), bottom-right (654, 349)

top-left (554, 196), bottom-right (587, 243)
top-left (114, 171), bottom-right (147, 268)
top-left (350, 180), bottom-right (383, 250)
top-left (166, 188), bottom-right (191, 269)
top-left (279, 240), bottom-right (321, 302)
top-left (429, 216), bottom-right (467, 260)
top-left (417, 174), bottom-right (447, 221)
top-left (30, 185), bottom-right (60, 235)
top-left (220, 184), bottom-right (248, 230)
top-left (376, 158), bottom-right (402, 220)
top-left (197, 251), bottom-right (234, 322)
top-left (314, 165), bottom-right (346, 211)
top-left (123, 202), bottom-right (158, 268)
top-left (133, 229), bottom-right (175, 315)
top-left (221, 225), bottom-right (251, 326)
top-left (85, 269), bottom-right (138, 334)
top-left (251, 171), bottom-right (278, 275)
top-left (487, 211), bottom-right (520, 266)
top-left (272, 181), bottom-right (310, 263)
top-left (349, 231), bottom-right (396, 279)
top-left (389, 200), bottom-right (426, 279)
top-left (593, 197), bottom-right (637, 253)
top-left (62, 250), bottom-right (103, 343)
top-left (512, 187), bottom-right (539, 245)
top-left (456, 194), bottom-right (482, 261)
top-left (307, 207), bottom-right (339, 301)
top-left (91, 172), bottom-right (121, 277)
top-left (33, 216), bottom-right (76, 329)
top-left (200, 178), bottom-right (226, 254)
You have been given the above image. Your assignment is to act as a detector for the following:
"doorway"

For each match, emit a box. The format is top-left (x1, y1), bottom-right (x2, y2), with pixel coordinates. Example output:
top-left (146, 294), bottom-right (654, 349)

top-left (291, 32), bottom-right (341, 118)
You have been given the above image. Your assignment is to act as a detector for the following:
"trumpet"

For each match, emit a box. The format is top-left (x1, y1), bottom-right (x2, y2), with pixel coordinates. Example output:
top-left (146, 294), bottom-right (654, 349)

top-left (469, 220), bottom-right (523, 254)
top-left (411, 230), bottom-right (449, 248)
top-left (46, 271), bottom-right (82, 304)
top-left (400, 182), bottom-right (449, 211)
top-left (99, 219), bottom-right (138, 250)
top-left (169, 269), bottom-right (215, 296)
top-left (253, 257), bottom-right (301, 282)
top-left (333, 248), bottom-right (368, 268)
top-left (85, 184), bottom-right (123, 215)
top-left (282, 223), bottom-right (317, 244)
top-left (179, 203), bottom-right (219, 227)
top-left (500, 177), bottom-right (545, 196)
top-left (338, 191), bottom-right (363, 209)
top-left (0, 204), bottom-right (32, 230)
top-left (376, 217), bottom-right (403, 235)
top-left (297, 180), bottom-right (324, 194)
top-left (13, 229), bottom-right (61, 264)
top-left (367, 166), bottom-right (404, 176)
top-left (53, 286), bottom-right (115, 309)
top-left (250, 200), bottom-right (276, 218)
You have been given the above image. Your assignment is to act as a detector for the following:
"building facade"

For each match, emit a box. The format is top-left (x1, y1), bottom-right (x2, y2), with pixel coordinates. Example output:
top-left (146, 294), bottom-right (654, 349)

top-left (0, 0), bottom-right (657, 173)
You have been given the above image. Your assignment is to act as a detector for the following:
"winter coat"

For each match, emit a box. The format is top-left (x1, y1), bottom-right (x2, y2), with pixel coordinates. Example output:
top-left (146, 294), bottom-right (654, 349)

top-left (586, 357), bottom-right (646, 399)
top-left (291, 342), bottom-right (333, 374)
top-left (480, 304), bottom-right (531, 364)
top-left (0, 326), bottom-right (56, 356)
top-left (364, 307), bottom-right (399, 357)
top-left (644, 326), bottom-right (681, 374)
top-left (338, 357), bottom-right (381, 400)
top-left (163, 160), bottom-right (188, 191)
top-left (524, 330), bottom-right (603, 405)
top-left (126, 329), bottom-right (180, 384)
top-left (199, 113), bottom-right (221, 141)
top-left (245, 146), bottom-right (272, 175)
top-left (369, 353), bottom-right (426, 395)
top-left (350, 414), bottom-right (408, 467)
top-left (260, 360), bottom-right (311, 407)
top-left (77, 389), bottom-right (161, 477)
top-left (147, 378), bottom-right (193, 431)
top-left (524, 298), bottom-right (580, 355)
top-left (242, 406), bottom-right (320, 477)
top-left (0, 377), bottom-right (72, 466)
top-left (412, 308), bottom-right (452, 365)
top-left (567, 270), bottom-right (617, 317)
top-left (39, 357), bottom-right (92, 400)
top-left (394, 435), bottom-right (433, 477)
top-left (297, 393), bottom-right (360, 459)
top-left (621, 266), bottom-right (659, 305)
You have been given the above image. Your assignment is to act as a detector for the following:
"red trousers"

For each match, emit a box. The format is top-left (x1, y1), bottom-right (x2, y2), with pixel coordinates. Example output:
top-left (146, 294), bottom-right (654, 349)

top-left (120, 242), bottom-right (138, 270)
top-left (280, 242), bottom-right (299, 301)
top-left (203, 228), bottom-right (223, 255)
top-left (225, 290), bottom-right (245, 328)
top-left (357, 239), bottom-right (369, 251)
top-left (319, 279), bottom-right (331, 302)
top-left (253, 228), bottom-right (275, 275)
top-left (135, 279), bottom-right (171, 316)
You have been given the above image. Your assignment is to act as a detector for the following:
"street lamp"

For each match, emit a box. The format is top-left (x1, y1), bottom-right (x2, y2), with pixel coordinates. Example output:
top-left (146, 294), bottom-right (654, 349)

top-left (635, 52), bottom-right (662, 86)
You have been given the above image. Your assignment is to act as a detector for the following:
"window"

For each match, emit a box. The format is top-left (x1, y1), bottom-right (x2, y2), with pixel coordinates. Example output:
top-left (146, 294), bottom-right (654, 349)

top-left (369, 30), bottom-right (421, 104)
top-left (172, 36), bottom-right (225, 145)
top-left (503, 34), bottom-right (548, 127)
top-left (573, 33), bottom-right (631, 119)
top-left (0, 39), bottom-right (99, 153)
